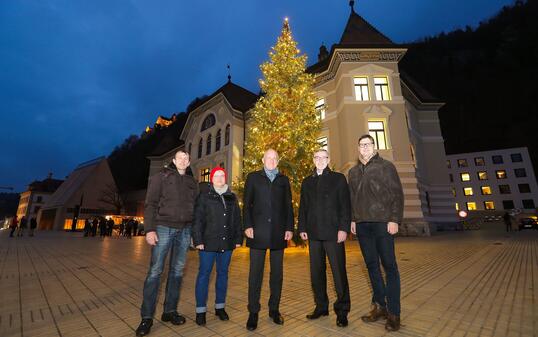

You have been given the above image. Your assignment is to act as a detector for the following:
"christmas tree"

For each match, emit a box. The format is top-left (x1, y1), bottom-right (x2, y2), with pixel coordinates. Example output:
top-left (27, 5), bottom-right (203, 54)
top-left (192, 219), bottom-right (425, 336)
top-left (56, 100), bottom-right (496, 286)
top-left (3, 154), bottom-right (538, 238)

top-left (236, 18), bottom-right (321, 234)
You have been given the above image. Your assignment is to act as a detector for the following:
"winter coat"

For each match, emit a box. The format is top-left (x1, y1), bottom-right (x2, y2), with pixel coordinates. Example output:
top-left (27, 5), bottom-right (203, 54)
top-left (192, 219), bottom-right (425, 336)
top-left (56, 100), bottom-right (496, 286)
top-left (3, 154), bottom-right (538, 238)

top-left (192, 185), bottom-right (243, 251)
top-left (243, 170), bottom-right (294, 250)
top-left (298, 167), bottom-right (351, 240)
top-left (144, 162), bottom-right (199, 232)
top-left (348, 153), bottom-right (404, 224)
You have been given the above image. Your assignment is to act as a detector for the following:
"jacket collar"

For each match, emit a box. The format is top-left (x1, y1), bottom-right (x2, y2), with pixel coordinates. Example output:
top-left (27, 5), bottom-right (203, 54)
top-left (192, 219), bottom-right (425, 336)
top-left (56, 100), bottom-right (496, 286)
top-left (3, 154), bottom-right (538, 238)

top-left (258, 169), bottom-right (282, 179)
top-left (312, 166), bottom-right (331, 177)
top-left (359, 153), bottom-right (381, 167)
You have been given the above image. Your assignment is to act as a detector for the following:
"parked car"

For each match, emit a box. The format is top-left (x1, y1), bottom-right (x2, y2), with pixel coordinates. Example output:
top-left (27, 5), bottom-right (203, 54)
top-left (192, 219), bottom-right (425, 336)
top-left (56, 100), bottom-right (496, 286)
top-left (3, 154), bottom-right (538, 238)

top-left (518, 217), bottom-right (538, 231)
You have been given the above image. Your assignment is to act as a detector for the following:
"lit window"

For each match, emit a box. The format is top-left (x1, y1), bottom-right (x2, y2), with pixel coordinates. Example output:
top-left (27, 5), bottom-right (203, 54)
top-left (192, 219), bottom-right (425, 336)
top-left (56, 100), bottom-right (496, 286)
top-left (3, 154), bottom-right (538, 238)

top-left (317, 137), bottom-right (328, 151)
top-left (215, 129), bottom-right (221, 151)
top-left (206, 134), bottom-right (212, 155)
top-left (496, 170), bottom-right (507, 179)
top-left (200, 168), bottom-right (210, 183)
top-left (374, 77), bottom-right (391, 101)
top-left (463, 187), bottom-right (474, 196)
top-left (518, 184), bottom-right (531, 193)
top-left (460, 173), bottom-right (471, 182)
top-left (477, 171), bottom-right (488, 180)
top-left (514, 168), bottom-right (526, 177)
top-left (492, 155), bottom-right (503, 164)
top-left (368, 120), bottom-right (387, 150)
top-left (481, 186), bottom-right (492, 195)
top-left (466, 202), bottom-right (477, 211)
top-left (446, 160), bottom-right (451, 168)
top-left (455, 203), bottom-right (459, 210)
top-left (484, 201), bottom-right (495, 210)
top-left (499, 185), bottom-right (511, 194)
top-left (474, 157), bottom-right (485, 166)
top-left (452, 188), bottom-right (456, 197)
top-left (522, 199), bottom-right (536, 209)
top-left (315, 98), bottom-right (326, 120)
top-left (353, 77), bottom-right (369, 101)
top-left (457, 159), bottom-right (468, 167)
top-left (510, 153), bottom-right (523, 162)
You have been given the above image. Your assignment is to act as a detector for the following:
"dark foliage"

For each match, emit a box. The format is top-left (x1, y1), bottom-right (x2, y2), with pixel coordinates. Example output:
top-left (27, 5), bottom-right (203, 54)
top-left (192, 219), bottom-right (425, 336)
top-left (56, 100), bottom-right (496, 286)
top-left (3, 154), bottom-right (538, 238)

top-left (0, 193), bottom-right (20, 219)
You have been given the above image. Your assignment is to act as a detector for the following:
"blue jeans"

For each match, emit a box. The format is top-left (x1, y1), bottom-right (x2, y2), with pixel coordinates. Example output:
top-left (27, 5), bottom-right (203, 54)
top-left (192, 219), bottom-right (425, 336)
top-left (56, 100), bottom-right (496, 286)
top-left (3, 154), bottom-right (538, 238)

top-left (140, 225), bottom-right (191, 319)
top-left (195, 250), bottom-right (233, 313)
top-left (357, 222), bottom-right (401, 315)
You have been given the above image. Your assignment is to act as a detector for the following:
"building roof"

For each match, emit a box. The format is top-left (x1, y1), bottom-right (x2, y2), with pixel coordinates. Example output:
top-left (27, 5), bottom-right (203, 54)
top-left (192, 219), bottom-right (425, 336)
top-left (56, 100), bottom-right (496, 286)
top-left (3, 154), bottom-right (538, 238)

top-left (187, 80), bottom-right (258, 114)
top-left (27, 178), bottom-right (64, 193)
top-left (339, 7), bottom-right (394, 46)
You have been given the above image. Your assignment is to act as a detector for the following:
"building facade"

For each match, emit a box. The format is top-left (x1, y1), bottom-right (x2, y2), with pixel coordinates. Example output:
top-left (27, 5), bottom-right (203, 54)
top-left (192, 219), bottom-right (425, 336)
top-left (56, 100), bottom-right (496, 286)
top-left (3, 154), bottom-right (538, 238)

top-left (149, 4), bottom-right (458, 233)
top-left (447, 147), bottom-right (538, 212)
top-left (16, 174), bottom-right (64, 222)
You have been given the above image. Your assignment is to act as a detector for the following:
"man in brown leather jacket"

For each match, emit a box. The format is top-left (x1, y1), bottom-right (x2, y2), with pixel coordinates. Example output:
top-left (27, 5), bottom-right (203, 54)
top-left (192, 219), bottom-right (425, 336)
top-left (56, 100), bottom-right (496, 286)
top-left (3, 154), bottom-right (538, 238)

top-left (348, 134), bottom-right (404, 332)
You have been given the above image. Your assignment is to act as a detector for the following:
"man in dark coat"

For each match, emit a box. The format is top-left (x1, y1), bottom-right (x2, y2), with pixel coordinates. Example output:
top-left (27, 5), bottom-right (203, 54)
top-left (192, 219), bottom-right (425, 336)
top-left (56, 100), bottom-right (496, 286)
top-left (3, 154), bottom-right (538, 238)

top-left (29, 217), bottom-right (37, 236)
top-left (136, 150), bottom-right (199, 337)
top-left (243, 149), bottom-right (294, 331)
top-left (348, 134), bottom-right (404, 332)
top-left (298, 149), bottom-right (351, 327)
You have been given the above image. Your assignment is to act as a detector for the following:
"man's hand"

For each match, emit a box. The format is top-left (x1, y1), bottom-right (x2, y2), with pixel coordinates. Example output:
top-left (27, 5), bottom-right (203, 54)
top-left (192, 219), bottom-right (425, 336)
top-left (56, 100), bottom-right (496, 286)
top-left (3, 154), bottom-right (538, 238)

top-left (244, 228), bottom-right (254, 239)
top-left (145, 231), bottom-right (159, 246)
top-left (350, 221), bottom-right (356, 235)
top-left (284, 231), bottom-right (293, 241)
top-left (196, 244), bottom-right (204, 250)
top-left (300, 232), bottom-right (308, 240)
top-left (337, 230), bottom-right (347, 243)
top-left (387, 222), bottom-right (399, 235)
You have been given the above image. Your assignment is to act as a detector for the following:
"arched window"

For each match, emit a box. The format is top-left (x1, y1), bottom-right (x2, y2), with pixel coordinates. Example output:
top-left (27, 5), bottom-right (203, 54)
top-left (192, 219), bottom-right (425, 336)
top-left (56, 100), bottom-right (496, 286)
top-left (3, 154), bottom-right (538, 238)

top-left (198, 138), bottom-right (203, 159)
top-left (215, 129), bottom-right (222, 151)
top-left (201, 114), bottom-right (216, 132)
top-left (206, 134), bottom-right (212, 155)
top-left (225, 124), bottom-right (230, 146)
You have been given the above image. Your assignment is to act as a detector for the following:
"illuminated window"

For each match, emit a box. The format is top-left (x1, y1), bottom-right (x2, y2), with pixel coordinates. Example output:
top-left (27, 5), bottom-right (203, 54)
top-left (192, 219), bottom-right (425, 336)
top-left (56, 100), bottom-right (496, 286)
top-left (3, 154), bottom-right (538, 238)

top-left (496, 170), bottom-right (507, 179)
top-left (201, 114), bottom-right (216, 131)
top-left (484, 201), bottom-right (495, 210)
top-left (215, 129), bottom-right (221, 151)
top-left (463, 187), bottom-right (474, 196)
top-left (466, 202), bottom-right (477, 211)
top-left (514, 168), bottom-right (526, 177)
top-left (452, 188), bottom-right (456, 197)
top-left (206, 134), bottom-right (212, 155)
top-left (511, 153), bottom-right (523, 162)
top-left (353, 77), bottom-right (369, 101)
top-left (492, 155), bottom-right (503, 164)
top-left (460, 173), bottom-right (471, 182)
top-left (455, 203), bottom-right (459, 210)
top-left (315, 98), bottom-right (326, 120)
top-left (499, 184), bottom-right (511, 194)
top-left (474, 157), bottom-right (485, 166)
top-left (225, 124), bottom-right (230, 145)
top-left (200, 168), bottom-right (210, 183)
top-left (457, 159), bottom-right (468, 167)
top-left (481, 186), bottom-right (492, 195)
top-left (477, 171), bottom-right (488, 180)
top-left (317, 137), bottom-right (328, 151)
top-left (368, 120), bottom-right (387, 150)
top-left (518, 184), bottom-right (531, 193)
top-left (374, 77), bottom-right (390, 100)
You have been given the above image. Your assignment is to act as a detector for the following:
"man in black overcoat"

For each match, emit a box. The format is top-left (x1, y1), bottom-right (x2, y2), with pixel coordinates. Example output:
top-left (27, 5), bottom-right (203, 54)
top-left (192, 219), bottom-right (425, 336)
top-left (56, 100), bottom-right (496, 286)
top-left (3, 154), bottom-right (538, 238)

top-left (298, 149), bottom-right (351, 327)
top-left (243, 149), bottom-right (294, 331)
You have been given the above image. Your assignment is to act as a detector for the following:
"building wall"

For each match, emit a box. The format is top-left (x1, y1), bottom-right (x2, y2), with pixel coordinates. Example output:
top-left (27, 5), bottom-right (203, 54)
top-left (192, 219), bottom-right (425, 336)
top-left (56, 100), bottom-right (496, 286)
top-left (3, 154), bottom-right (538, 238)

top-left (447, 147), bottom-right (538, 212)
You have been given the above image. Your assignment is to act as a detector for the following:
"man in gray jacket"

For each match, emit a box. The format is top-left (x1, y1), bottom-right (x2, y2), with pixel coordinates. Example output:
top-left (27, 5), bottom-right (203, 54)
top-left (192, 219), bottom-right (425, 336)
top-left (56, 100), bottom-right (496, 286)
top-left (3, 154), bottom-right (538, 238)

top-left (136, 150), bottom-right (199, 336)
top-left (348, 134), bottom-right (404, 332)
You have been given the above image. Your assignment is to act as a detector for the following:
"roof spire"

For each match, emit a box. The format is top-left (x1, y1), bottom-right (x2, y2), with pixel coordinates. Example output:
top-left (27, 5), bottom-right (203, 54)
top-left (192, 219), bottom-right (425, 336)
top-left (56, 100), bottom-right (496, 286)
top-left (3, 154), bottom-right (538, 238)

top-left (349, 0), bottom-right (355, 13)
top-left (227, 64), bottom-right (231, 82)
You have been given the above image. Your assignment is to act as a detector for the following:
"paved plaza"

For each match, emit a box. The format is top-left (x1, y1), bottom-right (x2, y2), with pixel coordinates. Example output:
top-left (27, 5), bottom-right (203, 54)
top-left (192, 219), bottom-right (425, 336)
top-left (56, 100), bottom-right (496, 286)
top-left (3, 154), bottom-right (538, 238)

top-left (0, 223), bottom-right (536, 337)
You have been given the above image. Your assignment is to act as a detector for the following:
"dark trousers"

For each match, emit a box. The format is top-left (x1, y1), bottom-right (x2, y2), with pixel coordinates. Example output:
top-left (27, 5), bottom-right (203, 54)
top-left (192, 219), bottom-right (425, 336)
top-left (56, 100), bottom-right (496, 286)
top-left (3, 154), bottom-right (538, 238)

top-left (309, 240), bottom-right (350, 315)
top-left (357, 222), bottom-right (401, 315)
top-left (247, 248), bottom-right (284, 313)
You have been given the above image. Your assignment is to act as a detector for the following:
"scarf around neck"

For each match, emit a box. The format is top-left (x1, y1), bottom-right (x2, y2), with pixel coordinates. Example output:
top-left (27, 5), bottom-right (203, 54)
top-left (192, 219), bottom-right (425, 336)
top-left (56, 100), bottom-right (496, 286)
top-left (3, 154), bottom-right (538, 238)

top-left (264, 167), bottom-right (279, 182)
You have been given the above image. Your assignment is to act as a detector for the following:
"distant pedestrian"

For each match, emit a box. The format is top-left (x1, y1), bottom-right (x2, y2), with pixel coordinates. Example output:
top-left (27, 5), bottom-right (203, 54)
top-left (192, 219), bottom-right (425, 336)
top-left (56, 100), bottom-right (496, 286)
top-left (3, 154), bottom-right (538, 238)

top-left (29, 217), bottom-right (37, 237)
top-left (107, 218), bottom-right (114, 236)
top-left (133, 220), bottom-right (139, 237)
top-left (92, 218), bottom-right (98, 236)
top-left (119, 221), bottom-right (125, 236)
top-left (9, 216), bottom-right (18, 237)
top-left (503, 211), bottom-right (512, 232)
top-left (17, 216), bottom-right (27, 237)
top-left (84, 219), bottom-right (91, 237)
top-left (126, 219), bottom-right (133, 239)
top-left (99, 218), bottom-right (107, 237)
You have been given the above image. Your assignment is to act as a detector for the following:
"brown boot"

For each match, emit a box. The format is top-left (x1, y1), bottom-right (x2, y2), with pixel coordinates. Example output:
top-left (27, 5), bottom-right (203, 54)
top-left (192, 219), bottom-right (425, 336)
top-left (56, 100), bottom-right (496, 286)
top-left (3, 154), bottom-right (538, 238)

top-left (385, 313), bottom-right (400, 331)
top-left (361, 303), bottom-right (387, 323)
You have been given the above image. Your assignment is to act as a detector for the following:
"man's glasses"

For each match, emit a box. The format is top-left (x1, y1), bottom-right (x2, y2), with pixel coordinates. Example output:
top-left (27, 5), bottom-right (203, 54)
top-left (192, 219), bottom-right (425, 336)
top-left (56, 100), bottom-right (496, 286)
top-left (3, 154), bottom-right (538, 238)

top-left (313, 156), bottom-right (329, 161)
top-left (359, 142), bottom-right (374, 148)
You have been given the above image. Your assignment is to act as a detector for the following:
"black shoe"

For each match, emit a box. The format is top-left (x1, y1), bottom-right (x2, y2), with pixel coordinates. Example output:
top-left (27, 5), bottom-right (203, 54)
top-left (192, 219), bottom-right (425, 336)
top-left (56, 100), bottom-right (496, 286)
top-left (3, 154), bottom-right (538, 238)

top-left (306, 308), bottom-right (329, 320)
top-left (215, 308), bottom-right (229, 321)
top-left (136, 319), bottom-right (153, 336)
top-left (269, 310), bottom-right (284, 325)
top-left (336, 315), bottom-right (348, 327)
top-left (161, 311), bottom-right (186, 325)
top-left (246, 313), bottom-right (258, 331)
top-left (195, 313), bottom-right (206, 326)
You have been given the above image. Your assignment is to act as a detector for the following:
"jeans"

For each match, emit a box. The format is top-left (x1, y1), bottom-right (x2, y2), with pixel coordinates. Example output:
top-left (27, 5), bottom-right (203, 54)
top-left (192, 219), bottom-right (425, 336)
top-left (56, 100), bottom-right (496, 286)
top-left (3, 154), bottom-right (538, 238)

top-left (140, 225), bottom-right (191, 319)
top-left (357, 222), bottom-right (401, 315)
top-left (248, 248), bottom-right (284, 313)
top-left (195, 250), bottom-right (233, 313)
